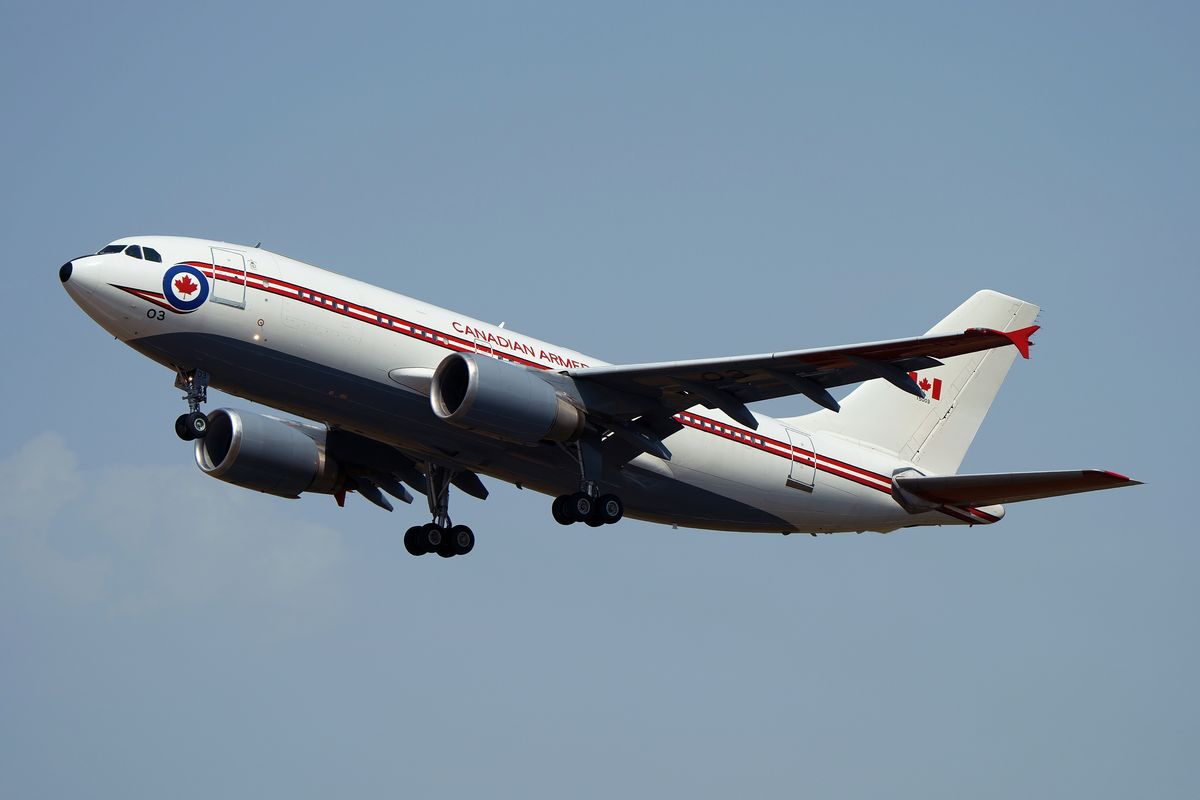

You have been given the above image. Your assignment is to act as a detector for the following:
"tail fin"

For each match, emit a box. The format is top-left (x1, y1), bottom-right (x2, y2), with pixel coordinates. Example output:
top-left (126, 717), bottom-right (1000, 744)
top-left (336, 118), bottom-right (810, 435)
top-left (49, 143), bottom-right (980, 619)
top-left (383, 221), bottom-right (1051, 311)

top-left (785, 290), bottom-right (1040, 475)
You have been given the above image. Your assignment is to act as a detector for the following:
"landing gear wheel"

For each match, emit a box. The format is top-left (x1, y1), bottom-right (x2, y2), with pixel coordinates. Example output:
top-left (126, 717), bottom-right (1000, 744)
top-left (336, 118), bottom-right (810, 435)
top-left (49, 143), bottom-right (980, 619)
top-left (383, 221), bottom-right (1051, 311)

top-left (187, 412), bottom-right (208, 439)
top-left (450, 525), bottom-right (475, 555)
top-left (585, 508), bottom-right (605, 527)
top-left (569, 492), bottom-right (593, 522)
top-left (597, 494), bottom-right (624, 525)
top-left (421, 523), bottom-right (444, 552)
top-left (552, 496), bottom-right (574, 526)
top-left (404, 525), bottom-right (427, 556)
top-left (174, 412), bottom-right (208, 441)
top-left (174, 368), bottom-right (210, 441)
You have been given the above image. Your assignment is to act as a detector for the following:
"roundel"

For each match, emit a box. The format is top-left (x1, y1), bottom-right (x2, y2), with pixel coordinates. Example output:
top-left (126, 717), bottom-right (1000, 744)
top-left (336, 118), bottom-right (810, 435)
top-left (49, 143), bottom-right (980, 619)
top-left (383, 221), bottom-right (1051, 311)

top-left (162, 264), bottom-right (210, 312)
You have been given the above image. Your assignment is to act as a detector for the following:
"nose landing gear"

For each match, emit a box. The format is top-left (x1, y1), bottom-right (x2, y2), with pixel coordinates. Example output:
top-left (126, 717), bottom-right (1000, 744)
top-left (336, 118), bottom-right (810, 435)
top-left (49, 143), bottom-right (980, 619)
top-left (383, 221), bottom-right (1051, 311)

top-left (174, 368), bottom-right (210, 441)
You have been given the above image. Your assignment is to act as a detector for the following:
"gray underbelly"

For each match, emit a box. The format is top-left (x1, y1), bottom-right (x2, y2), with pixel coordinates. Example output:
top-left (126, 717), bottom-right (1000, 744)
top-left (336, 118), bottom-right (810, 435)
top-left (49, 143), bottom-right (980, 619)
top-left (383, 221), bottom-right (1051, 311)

top-left (128, 332), bottom-right (793, 532)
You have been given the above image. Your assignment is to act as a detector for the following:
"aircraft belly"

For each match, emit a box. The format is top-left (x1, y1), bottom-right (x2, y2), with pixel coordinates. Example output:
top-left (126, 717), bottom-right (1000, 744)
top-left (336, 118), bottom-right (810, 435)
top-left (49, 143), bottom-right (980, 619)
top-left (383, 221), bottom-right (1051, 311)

top-left (127, 331), bottom-right (793, 532)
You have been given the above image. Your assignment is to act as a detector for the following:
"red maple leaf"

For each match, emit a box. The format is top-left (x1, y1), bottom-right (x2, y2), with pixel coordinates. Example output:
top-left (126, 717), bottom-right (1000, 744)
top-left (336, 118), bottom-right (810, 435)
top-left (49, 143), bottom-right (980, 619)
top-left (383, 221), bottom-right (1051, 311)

top-left (174, 274), bottom-right (199, 296)
top-left (919, 377), bottom-right (932, 391)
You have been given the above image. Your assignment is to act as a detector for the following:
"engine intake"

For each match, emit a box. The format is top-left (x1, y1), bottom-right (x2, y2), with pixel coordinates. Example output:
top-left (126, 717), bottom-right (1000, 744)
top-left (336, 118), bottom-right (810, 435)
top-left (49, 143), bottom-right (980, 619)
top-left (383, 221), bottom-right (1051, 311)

top-left (195, 409), bottom-right (341, 497)
top-left (430, 352), bottom-right (585, 444)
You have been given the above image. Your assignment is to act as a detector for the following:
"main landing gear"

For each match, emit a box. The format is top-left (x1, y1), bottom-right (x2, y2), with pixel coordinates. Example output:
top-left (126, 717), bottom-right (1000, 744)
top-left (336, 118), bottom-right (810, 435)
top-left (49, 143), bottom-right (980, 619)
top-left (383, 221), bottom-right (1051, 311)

top-left (404, 464), bottom-right (475, 558)
top-left (552, 491), bottom-right (623, 527)
top-left (551, 440), bottom-right (624, 527)
top-left (174, 368), bottom-right (210, 441)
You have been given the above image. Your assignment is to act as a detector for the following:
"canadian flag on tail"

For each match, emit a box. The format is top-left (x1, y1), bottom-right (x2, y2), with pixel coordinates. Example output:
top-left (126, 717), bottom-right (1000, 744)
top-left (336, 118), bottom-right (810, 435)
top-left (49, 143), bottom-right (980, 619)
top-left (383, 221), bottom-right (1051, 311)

top-left (909, 372), bottom-right (942, 401)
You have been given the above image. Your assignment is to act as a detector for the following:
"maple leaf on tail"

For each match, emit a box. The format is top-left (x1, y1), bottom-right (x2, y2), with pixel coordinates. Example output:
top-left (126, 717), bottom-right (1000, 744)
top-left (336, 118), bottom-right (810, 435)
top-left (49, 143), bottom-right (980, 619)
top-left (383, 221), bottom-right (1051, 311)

top-left (174, 274), bottom-right (199, 296)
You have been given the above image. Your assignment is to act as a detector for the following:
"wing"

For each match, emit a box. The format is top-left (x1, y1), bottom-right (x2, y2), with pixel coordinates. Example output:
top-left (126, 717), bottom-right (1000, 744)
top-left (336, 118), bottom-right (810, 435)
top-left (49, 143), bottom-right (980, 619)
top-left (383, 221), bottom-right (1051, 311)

top-left (567, 325), bottom-right (1038, 429)
top-left (894, 469), bottom-right (1141, 508)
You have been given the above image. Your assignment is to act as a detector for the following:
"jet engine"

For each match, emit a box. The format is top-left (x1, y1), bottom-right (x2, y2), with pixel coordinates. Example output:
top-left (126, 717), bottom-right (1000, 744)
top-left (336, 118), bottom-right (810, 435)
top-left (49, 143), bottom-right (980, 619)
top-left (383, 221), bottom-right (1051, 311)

top-left (430, 352), bottom-right (585, 444)
top-left (194, 408), bottom-right (342, 497)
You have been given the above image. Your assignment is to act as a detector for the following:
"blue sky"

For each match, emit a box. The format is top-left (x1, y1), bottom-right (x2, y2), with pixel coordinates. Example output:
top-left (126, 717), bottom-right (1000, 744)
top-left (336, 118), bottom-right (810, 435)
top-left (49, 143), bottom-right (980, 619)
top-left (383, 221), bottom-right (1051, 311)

top-left (1, 2), bottom-right (1195, 797)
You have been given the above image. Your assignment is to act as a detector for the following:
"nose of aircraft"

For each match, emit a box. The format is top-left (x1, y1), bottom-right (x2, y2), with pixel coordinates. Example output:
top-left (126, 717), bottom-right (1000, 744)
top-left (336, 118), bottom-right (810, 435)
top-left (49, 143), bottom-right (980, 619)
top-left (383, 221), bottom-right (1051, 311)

top-left (59, 255), bottom-right (104, 298)
top-left (59, 253), bottom-right (136, 338)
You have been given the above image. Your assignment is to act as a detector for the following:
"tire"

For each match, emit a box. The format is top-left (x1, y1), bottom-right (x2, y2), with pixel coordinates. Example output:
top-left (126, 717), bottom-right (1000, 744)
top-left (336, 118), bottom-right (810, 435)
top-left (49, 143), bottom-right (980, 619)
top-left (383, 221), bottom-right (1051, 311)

top-left (174, 414), bottom-right (195, 441)
top-left (450, 525), bottom-right (475, 555)
top-left (422, 523), bottom-right (443, 550)
top-left (585, 509), bottom-right (605, 527)
top-left (403, 525), bottom-right (426, 556)
top-left (570, 492), bottom-right (593, 522)
top-left (551, 496), bottom-right (574, 525)
top-left (597, 494), bottom-right (624, 525)
top-left (188, 412), bottom-right (208, 438)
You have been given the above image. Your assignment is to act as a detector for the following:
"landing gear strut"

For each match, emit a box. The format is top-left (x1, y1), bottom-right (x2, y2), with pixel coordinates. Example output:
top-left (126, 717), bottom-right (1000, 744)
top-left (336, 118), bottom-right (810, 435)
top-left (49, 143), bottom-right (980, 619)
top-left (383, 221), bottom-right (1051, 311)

top-left (404, 464), bottom-right (475, 558)
top-left (551, 439), bottom-right (624, 527)
top-left (174, 368), bottom-right (209, 441)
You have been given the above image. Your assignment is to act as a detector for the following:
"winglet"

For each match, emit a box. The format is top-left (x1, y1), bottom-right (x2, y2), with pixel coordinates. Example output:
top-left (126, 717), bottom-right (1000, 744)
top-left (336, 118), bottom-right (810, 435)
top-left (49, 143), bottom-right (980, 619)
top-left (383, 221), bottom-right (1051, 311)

top-left (972, 325), bottom-right (1040, 359)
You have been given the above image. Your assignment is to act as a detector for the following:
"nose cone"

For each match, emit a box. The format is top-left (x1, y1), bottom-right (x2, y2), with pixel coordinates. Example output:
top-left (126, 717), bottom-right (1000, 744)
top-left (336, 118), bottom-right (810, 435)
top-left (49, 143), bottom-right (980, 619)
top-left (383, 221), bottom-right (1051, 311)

top-left (59, 255), bottom-right (130, 337)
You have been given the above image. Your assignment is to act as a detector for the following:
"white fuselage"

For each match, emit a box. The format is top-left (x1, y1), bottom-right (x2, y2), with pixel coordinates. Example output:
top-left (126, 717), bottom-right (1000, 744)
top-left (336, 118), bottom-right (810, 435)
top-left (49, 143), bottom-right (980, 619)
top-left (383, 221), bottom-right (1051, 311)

top-left (62, 235), bottom-right (997, 534)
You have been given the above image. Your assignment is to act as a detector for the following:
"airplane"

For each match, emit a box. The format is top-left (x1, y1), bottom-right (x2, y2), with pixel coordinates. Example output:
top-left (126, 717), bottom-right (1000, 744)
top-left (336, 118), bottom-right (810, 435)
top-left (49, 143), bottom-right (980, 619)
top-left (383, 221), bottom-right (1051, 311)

top-left (58, 236), bottom-right (1140, 558)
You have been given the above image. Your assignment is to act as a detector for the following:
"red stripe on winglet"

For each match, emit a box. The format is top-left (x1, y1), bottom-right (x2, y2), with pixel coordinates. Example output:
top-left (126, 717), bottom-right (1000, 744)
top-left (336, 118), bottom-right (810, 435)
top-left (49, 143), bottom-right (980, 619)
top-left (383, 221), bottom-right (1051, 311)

top-left (987, 325), bottom-right (1039, 359)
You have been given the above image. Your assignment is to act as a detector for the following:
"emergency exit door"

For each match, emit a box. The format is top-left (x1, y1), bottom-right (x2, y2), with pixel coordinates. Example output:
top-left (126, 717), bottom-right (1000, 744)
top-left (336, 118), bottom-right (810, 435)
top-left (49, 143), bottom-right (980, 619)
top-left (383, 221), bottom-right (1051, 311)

top-left (211, 247), bottom-right (246, 308)
top-left (783, 426), bottom-right (816, 491)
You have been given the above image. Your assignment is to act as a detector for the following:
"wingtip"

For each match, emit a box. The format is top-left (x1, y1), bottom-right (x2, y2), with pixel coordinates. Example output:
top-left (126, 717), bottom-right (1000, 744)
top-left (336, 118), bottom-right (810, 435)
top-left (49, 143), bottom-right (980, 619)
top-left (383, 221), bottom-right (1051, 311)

top-left (1004, 325), bottom-right (1040, 359)
top-left (1099, 469), bottom-right (1142, 486)
top-left (967, 325), bottom-right (1040, 358)
top-left (1081, 469), bottom-right (1142, 487)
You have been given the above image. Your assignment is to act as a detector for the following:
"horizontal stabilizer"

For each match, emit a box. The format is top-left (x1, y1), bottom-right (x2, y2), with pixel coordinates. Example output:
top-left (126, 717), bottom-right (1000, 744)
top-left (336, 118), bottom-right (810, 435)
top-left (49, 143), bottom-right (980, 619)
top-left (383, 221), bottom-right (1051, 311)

top-left (895, 470), bottom-right (1141, 507)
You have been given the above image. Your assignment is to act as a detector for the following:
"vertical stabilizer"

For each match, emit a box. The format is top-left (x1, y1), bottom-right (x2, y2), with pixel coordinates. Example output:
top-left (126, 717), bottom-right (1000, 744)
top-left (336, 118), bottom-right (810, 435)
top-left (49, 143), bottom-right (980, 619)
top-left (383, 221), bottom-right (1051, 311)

top-left (785, 290), bottom-right (1040, 475)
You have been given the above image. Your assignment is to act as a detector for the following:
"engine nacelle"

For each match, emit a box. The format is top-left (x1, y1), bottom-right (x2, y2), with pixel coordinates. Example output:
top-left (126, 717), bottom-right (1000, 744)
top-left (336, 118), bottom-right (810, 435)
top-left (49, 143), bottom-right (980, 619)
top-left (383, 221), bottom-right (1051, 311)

top-left (194, 409), bottom-right (341, 498)
top-left (430, 352), bottom-right (585, 444)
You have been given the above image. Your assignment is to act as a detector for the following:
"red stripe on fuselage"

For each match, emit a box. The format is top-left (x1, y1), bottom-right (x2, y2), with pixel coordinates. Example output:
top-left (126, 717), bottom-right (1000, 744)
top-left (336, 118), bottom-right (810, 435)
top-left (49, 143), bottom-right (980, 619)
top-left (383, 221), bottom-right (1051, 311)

top-left (112, 285), bottom-right (183, 313)
top-left (187, 261), bottom-right (550, 370)
top-left (186, 262), bottom-right (998, 526)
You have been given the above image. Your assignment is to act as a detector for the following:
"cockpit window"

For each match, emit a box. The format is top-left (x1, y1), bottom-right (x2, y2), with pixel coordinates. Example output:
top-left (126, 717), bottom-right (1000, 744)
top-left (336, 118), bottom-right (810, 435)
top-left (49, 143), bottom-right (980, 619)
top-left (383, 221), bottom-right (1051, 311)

top-left (98, 243), bottom-right (162, 261)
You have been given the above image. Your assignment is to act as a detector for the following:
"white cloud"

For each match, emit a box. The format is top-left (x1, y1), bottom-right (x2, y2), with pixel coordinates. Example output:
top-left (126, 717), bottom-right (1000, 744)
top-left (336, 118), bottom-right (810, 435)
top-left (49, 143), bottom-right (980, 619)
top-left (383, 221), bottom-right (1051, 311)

top-left (0, 432), bottom-right (345, 629)
top-left (0, 432), bottom-right (82, 532)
